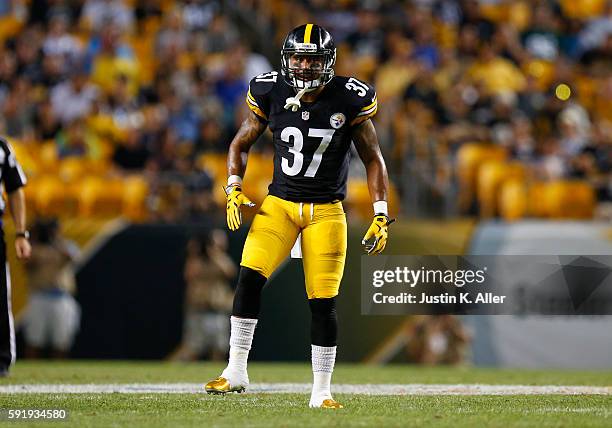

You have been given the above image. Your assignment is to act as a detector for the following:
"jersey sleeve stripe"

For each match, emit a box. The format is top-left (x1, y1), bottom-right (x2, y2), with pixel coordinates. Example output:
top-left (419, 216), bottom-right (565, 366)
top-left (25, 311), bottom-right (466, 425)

top-left (361, 96), bottom-right (377, 112)
top-left (356, 104), bottom-right (377, 117)
top-left (351, 106), bottom-right (377, 125)
top-left (247, 89), bottom-right (259, 106)
top-left (246, 94), bottom-right (259, 108)
top-left (246, 96), bottom-right (263, 110)
top-left (246, 100), bottom-right (267, 120)
top-left (246, 98), bottom-right (259, 108)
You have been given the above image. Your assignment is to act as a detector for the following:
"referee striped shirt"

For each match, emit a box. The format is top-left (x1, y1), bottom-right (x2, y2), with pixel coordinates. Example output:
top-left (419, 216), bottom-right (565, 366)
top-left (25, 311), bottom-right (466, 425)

top-left (0, 137), bottom-right (27, 213)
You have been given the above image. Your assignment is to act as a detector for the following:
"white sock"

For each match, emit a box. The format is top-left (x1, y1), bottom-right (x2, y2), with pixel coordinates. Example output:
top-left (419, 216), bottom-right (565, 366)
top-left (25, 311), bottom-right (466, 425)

top-left (221, 316), bottom-right (257, 386)
top-left (309, 345), bottom-right (336, 407)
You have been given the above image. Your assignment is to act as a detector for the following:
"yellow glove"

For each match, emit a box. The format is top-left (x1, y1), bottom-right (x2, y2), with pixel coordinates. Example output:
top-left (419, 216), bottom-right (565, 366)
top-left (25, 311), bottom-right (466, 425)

top-left (362, 214), bottom-right (395, 255)
top-left (225, 185), bottom-right (255, 231)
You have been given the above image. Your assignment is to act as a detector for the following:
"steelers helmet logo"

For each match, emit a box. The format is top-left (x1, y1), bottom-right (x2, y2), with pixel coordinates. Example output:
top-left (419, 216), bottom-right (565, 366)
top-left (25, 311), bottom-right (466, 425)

top-left (330, 113), bottom-right (346, 129)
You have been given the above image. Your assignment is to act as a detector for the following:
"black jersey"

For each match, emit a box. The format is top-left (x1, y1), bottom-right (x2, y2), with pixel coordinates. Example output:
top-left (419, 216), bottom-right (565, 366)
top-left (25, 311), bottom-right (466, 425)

top-left (246, 72), bottom-right (377, 202)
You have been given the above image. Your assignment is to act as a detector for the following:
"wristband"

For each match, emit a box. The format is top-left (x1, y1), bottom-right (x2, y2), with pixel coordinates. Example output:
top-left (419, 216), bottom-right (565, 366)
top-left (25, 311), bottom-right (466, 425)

top-left (16, 231), bottom-right (30, 240)
top-left (373, 200), bottom-right (388, 216)
top-left (227, 175), bottom-right (242, 186)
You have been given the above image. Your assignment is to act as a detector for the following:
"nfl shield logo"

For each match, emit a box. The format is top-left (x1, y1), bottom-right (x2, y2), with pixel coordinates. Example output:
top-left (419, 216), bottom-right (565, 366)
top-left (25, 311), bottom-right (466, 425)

top-left (302, 111), bottom-right (310, 121)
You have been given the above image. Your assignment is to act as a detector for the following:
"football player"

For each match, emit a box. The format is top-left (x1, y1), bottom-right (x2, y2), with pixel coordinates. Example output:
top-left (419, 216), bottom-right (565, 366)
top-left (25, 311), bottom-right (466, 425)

top-left (205, 24), bottom-right (392, 409)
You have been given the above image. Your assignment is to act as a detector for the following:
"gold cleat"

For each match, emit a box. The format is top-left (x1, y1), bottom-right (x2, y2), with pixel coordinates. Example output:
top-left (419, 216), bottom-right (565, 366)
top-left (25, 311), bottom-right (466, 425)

top-left (204, 377), bottom-right (246, 394)
top-left (320, 399), bottom-right (343, 409)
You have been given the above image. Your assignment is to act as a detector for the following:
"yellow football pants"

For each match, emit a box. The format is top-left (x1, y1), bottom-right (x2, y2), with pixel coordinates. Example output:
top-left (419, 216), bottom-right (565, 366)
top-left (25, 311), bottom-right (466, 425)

top-left (241, 195), bottom-right (347, 299)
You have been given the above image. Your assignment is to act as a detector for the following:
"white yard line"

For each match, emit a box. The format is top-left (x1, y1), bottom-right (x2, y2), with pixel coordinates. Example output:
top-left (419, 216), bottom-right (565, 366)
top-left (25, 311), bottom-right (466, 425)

top-left (1, 383), bottom-right (610, 395)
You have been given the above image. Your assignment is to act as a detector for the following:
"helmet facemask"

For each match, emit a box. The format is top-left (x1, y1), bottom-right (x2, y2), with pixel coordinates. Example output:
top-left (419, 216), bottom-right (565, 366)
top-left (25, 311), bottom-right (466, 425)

top-left (281, 46), bottom-right (336, 91)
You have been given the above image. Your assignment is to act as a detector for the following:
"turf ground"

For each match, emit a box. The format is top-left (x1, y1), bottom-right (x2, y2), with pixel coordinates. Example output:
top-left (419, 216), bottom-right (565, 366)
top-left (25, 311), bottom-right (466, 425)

top-left (1, 361), bottom-right (611, 427)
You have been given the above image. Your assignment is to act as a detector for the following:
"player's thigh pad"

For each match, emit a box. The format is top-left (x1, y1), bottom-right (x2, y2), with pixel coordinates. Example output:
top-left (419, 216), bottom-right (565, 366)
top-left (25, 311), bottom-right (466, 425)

top-left (241, 196), bottom-right (300, 278)
top-left (302, 203), bottom-right (347, 299)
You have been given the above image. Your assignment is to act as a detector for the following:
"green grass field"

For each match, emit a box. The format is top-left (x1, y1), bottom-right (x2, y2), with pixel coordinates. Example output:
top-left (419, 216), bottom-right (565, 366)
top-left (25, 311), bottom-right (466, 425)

top-left (1, 361), bottom-right (611, 427)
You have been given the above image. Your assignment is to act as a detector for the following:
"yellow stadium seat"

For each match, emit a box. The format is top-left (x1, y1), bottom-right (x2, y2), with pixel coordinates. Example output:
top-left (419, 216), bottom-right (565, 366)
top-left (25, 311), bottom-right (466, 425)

top-left (559, 0), bottom-right (605, 19)
top-left (212, 178), bottom-right (227, 209)
top-left (387, 182), bottom-right (400, 219)
top-left (58, 158), bottom-right (88, 182)
top-left (499, 178), bottom-right (528, 221)
top-left (243, 154), bottom-right (274, 184)
top-left (77, 176), bottom-right (124, 217)
top-left (88, 158), bottom-right (112, 176)
top-left (542, 180), bottom-right (596, 219)
top-left (527, 182), bottom-right (548, 218)
top-left (346, 179), bottom-right (372, 220)
top-left (343, 179), bottom-right (401, 221)
top-left (477, 161), bottom-right (525, 218)
top-left (122, 176), bottom-right (149, 222)
top-left (32, 175), bottom-right (78, 216)
top-left (456, 143), bottom-right (507, 214)
top-left (39, 141), bottom-right (59, 174)
top-left (198, 153), bottom-right (227, 183)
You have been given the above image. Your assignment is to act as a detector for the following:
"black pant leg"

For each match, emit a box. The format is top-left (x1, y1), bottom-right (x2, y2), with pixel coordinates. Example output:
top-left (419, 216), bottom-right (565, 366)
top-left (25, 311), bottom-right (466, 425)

top-left (0, 233), bottom-right (14, 368)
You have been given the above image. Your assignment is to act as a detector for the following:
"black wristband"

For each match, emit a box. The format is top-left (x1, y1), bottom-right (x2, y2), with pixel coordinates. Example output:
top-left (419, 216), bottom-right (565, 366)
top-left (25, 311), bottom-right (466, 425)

top-left (16, 231), bottom-right (30, 240)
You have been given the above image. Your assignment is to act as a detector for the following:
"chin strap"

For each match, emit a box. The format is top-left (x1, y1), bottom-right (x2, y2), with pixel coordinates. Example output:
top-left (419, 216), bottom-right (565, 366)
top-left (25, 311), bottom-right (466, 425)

top-left (284, 86), bottom-right (310, 112)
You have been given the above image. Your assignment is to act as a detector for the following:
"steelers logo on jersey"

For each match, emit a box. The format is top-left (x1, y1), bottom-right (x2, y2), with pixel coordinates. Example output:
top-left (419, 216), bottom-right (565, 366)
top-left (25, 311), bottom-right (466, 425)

top-left (330, 113), bottom-right (346, 129)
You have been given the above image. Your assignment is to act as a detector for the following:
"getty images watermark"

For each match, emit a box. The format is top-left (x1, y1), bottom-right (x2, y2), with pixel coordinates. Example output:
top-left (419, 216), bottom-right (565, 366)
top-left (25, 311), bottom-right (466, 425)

top-left (371, 266), bottom-right (498, 304)
top-left (361, 255), bottom-right (612, 315)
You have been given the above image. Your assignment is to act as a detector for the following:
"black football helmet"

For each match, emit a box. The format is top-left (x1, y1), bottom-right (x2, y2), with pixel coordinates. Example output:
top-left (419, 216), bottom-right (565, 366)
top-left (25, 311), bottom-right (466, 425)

top-left (280, 24), bottom-right (336, 90)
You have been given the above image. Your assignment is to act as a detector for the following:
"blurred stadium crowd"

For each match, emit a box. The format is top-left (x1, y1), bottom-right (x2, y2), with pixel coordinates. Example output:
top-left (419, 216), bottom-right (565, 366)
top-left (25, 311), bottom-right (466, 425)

top-left (0, 0), bottom-right (610, 222)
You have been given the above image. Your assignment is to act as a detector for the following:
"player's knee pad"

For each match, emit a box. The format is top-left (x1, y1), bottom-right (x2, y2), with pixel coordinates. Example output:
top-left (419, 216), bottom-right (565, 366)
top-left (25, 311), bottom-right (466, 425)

top-left (308, 297), bottom-right (337, 347)
top-left (232, 267), bottom-right (267, 319)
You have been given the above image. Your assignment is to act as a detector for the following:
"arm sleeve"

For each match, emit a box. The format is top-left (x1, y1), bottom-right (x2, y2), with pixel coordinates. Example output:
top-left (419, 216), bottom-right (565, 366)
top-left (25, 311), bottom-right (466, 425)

top-left (1, 140), bottom-right (27, 193)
